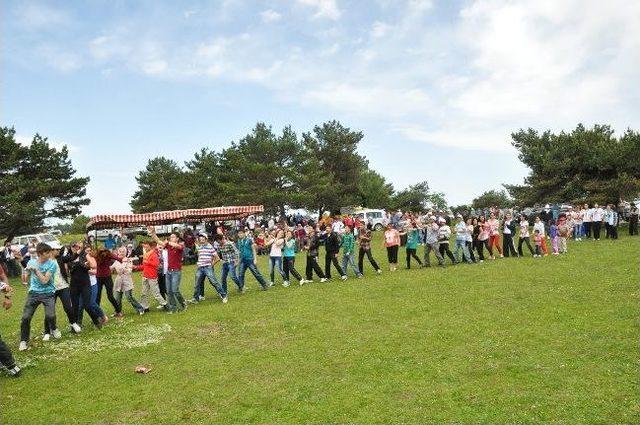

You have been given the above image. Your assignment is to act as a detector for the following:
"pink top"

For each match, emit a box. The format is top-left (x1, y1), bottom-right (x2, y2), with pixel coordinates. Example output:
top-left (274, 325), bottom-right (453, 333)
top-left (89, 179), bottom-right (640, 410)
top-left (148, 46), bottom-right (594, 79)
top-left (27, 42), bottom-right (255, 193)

top-left (384, 229), bottom-right (400, 247)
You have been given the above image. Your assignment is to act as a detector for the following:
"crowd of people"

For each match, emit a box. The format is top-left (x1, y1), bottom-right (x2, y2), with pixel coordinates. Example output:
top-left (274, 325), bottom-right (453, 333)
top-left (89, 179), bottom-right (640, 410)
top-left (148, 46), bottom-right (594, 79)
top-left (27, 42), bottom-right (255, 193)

top-left (0, 201), bottom-right (637, 378)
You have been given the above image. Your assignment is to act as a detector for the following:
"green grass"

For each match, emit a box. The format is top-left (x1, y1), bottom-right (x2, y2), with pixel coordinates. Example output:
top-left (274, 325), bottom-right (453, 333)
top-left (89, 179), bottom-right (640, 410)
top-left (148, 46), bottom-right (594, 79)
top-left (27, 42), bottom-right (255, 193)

top-left (1, 235), bottom-right (639, 424)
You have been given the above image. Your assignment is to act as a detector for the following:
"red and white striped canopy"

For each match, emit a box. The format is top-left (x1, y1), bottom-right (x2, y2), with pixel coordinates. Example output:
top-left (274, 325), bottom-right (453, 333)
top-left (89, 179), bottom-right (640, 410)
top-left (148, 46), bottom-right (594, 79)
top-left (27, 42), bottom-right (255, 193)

top-left (87, 205), bottom-right (264, 230)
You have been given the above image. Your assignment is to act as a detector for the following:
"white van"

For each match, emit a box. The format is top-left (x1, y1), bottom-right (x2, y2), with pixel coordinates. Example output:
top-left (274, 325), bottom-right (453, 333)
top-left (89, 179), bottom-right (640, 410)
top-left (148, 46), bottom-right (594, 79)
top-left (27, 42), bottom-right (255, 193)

top-left (10, 233), bottom-right (63, 251)
top-left (353, 209), bottom-right (386, 231)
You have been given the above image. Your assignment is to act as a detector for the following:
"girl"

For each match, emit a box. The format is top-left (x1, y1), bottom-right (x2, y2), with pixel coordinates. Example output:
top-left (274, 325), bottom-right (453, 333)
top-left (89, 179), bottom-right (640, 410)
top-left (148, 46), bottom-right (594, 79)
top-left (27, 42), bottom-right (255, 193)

top-left (95, 248), bottom-right (122, 316)
top-left (64, 241), bottom-right (105, 329)
top-left (44, 245), bottom-right (81, 337)
top-left (265, 230), bottom-right (287, 285)
top-left (402, 222), bottom-right (423, 269)
top-left (383, 224), bottom-right (400, 271)
top-left (517, 215), bottom-right (535, 256)
top-left (533, 217), bottom-right (549, 256)
top-left (283, 231), bottom-right (304, 286)
top-left (453, 215), bottom-right (472, 264)
top-left (437, 218), bottom-right (456, 265)
top-left (549, 220), bottom-right (559, 255)
top-left (303, 227), bottom-right (327, 283)
top-left (486, 213), bottom-right (503, 258)
top-left (474, 216), bottom-right (491, 261)
top-left (465, 218), bottom-right (476, 263)
top-left (111, 247), bottom-right (145, 315)
top-left (341, 226), bottom-right (362, 277)
top-left (533, 230), bottom-right (544, 257)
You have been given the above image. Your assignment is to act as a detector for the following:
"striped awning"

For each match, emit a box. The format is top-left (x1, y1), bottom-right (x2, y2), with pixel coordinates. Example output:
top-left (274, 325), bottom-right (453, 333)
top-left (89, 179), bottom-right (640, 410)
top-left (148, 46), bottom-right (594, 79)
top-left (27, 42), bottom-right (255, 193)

top-left (86, 205), bottom-right (264, 230)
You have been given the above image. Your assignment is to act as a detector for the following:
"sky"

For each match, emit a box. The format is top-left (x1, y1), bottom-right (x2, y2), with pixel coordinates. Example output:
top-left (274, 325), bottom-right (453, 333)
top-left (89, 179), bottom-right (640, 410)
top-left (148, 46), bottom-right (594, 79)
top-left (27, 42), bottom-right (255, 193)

top-left (2, 0), bottom-right (639, 217)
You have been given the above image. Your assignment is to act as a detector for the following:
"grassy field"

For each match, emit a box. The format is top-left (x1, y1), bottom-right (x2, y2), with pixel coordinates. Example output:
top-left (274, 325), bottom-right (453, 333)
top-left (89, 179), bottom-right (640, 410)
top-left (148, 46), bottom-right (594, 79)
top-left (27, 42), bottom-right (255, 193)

top-left (1, 234), bottom-right (638, 424)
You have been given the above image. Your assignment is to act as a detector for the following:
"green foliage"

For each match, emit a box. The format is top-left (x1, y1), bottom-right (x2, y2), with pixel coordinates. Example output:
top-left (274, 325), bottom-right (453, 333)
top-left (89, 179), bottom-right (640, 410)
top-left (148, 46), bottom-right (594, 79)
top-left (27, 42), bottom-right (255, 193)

top-left (391, 181), bottom-right (446, 211)
top-left (130, 157), bottom-right (189, 213)
top-left (506, 124), bottom-right (640, 205)
top-left (357, 169), bottom-right (394, 209)
top-left (183, 148), bottom-right (222, 208)
top-left (471, 189), bottom-right (513, 209)
top-left (69, 215), bottom-right (91, 234)
top-left (0, 127), bottom-right (90, 242)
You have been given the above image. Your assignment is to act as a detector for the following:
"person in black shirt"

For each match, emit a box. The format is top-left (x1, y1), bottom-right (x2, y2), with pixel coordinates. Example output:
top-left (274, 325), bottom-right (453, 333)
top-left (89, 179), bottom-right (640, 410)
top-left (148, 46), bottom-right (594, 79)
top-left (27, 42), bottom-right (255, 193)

top-left (324, 226), bottom-right (346, 280)
top-left (303, 228), bottom-right (327, 282)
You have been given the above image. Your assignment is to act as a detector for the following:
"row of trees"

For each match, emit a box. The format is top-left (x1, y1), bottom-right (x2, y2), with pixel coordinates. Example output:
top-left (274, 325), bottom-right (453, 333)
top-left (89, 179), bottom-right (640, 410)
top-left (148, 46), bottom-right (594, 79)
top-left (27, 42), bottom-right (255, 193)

top-left (130, 121), bottom-right (447, 215)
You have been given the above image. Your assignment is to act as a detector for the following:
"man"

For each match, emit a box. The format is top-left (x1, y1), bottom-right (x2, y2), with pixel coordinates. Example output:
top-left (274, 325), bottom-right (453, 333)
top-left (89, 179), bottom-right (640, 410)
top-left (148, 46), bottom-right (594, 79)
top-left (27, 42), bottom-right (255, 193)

top-left (20, 243), bottom-right (61, 351)
top-left (104, 234), bottom-right (116, 251)
top-left (190, 234), bottom-right (227, 303)
top-left (324, 226), bottom-right (346, 280)
top-left (236, 229), bottom-right (269, 291)
top-left (0, 266), bottom-right (20, 376)
top-left (591, 203), bottom-right (605, 240)
top-left (502, 213), bottom-right (518, 258)
top-left (214, 234), bottom-right (244, 294)
top-left (149, 227), bottom-right (186, 313)
top-left (423, 216), bottom-right (445, 267)
top-left (629, 203), bottom-right (639, 236)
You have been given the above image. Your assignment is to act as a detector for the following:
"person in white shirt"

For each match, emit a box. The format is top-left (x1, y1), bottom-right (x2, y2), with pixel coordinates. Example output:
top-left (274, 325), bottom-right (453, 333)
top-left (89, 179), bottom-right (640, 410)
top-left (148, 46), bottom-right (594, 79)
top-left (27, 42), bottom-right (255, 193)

top-left (518, 215), bottom-right (535, 256)
top-left (592, 203), bottom-right (605, 240)
top-left (583, 203), bottom-right (593, 238)
top-left (532, 216), bottom-right (549, 256)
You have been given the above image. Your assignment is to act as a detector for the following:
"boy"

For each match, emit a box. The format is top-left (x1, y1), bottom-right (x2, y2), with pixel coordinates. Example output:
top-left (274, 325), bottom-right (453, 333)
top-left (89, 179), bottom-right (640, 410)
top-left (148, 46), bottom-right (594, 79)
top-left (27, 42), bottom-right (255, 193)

top-left (136, 241), bottom-right (168, 311)
top-left (340, 226), bottom-right (362, 278)
top-left (148, 227), bottom-right (186, 313)
top-left (214, 234), bottom-right (244, 294)
top-left (423, 216), bottom-right (445, 267)
top-left (437, 218), bottom-right (456, 265)
top-left (20, 243), bottom-right (60, 351)
top-left (236, 229), bottom-right (269, 291)
top-left (304, 228), bottom-right (328, 283)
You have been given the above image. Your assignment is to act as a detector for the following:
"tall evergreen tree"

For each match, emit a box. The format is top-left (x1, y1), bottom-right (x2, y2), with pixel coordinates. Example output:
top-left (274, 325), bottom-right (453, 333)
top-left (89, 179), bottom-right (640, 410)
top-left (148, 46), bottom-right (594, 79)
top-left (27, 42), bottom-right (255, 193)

top-left (0, 127), bottom-right (90, 242)
top-left (130, 157), bottom-right (189, 213)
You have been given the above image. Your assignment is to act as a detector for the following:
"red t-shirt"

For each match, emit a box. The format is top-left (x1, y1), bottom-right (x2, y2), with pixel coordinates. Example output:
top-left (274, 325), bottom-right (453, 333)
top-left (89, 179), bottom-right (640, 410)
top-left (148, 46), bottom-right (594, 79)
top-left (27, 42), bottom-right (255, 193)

top-left (96, 253), bottom-right (122, 278)
top-left (136, 250), bottom-right (160, 279)
top-left (166, 244), bottom-right (184, 270)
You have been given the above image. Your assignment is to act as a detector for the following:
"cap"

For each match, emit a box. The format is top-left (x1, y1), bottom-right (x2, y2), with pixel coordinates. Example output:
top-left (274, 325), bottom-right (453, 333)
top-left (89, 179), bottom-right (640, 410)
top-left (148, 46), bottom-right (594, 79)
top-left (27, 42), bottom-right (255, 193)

top-left (198, 232), bottom-right (209, 239)
top-left (48, 241), bottom-right (63, 250)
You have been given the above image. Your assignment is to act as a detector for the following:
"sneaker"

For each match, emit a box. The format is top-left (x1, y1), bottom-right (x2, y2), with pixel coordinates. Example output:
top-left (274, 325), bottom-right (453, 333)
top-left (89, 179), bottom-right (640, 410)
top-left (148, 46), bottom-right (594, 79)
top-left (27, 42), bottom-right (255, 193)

top-left (283, 281), bottom-right (290, 287)
top-left (320, 278), bottom-right (328, 283)
top-left (240, 287), bottom-right (247, 294)
top-left (341, 275), bottom-right (348, 281)
top-left (268, 281), bottom-right (274, 287)
top-left (52, 329), bottom-right (62, 339)
top-left (71, 323), bottom-right (82, 333)
top-left (138, 310), bottom-right (145, 315)
top-left (187, 298), bottom-right (198, 304)
top-left (299, 280), bottom-right (305, 286)
top-left (19, 341), bottom-right (28, 351)
top-left (157, 304), bottom-right (166, 310)
top-left (499, 254), bottom-right (504, 258)
top-left (198, 296), bottom-right (206, 301)
top-left (222, 297), bottom-right (228, 304)
top-left (42, 334), bottom-right (51, 342)
top-left (376, 269), bottom-right (382, 275)
top-left (7, 366), bottom-right (21, 377)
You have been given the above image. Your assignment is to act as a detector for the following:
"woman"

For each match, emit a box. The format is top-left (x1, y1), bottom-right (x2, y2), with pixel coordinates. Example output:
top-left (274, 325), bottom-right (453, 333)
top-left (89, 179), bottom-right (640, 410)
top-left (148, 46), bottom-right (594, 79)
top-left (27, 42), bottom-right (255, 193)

top-left (111, 247), bottom-right (145, 315)
top-left (265, 230), bottom-right (287, 285)
top-left (64, 241), bottom-right (105, 329)
top-left (303, 227), bottom-right (327, 283)
top-left (44, 245), bottom-right (81, 337)
top-left (486, 213), bottom-right (503, 258)
top-left (283, 231), bottom-right (304, 286)
top-left (383, 224), bottom-right (400, 271)
top-left (517, 214), bottom-right (535, 256)
top-left (465, 218), bottom-right (476, 263)
top-left (95, 248), bottom-right (122, 316)
top-left (475, 216), bottom-right (492, 261)
top-left (402, 222), bottom-right (423, 269)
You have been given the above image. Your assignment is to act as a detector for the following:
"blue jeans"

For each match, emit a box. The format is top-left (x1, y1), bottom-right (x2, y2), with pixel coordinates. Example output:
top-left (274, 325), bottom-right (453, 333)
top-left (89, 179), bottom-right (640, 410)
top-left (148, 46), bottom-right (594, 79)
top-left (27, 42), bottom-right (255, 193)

top-left (166, 270), bottom-right (186, 312)
top-left (341, 253), bottom-right (361, 277)
top-left (78, 283), bottom-right (105, 325)
top-left (454, 239), bottom-right (472, 262)
top-left (194, 266), bottom-right (226, 299)
top-left (269, 256), bottom-right (286, 283)
top-left (238, 258), bottom-right (268, 289)
top-left (221, 262), bottom-right (242, 293)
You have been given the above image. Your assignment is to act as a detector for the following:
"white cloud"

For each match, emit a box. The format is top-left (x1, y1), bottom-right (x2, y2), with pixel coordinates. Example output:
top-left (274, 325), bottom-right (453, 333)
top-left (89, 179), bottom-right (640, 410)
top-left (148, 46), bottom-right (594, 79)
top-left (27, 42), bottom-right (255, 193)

top-left (260, 9), bottom-right (282, 23)
top-left (370, 21), bottom-right (391, 38)
top-left (297, 0), bottom-right (341, 20)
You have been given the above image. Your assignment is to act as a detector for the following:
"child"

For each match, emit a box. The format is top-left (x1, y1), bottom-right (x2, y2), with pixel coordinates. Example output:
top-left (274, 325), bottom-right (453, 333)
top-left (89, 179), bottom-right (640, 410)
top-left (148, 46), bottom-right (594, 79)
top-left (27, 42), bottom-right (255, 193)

top-left (437, 218), bottom-right (456, 265)
top-left (283, 231), bottom-right (304, 286)
top-left (533, 230), bottom-right (543, 257)
top-left (111, 247), bottom-right (145, 315)
top-left (303, 227), bottom-right (327, 283)
top-left (453, 215), bottom-right (473, 264)
top-left (533, 216), bottom-right (549, 256)
top-left (136, 241), bottom-right (168, 311)
top-left (549, 220), bottom-right (559, 255)
top-left (557, 217), bottom-right (571, 254)
top-left (341, 226), bottom-right (363, 277)
top-left (402, 222), bottom-right (424, 269)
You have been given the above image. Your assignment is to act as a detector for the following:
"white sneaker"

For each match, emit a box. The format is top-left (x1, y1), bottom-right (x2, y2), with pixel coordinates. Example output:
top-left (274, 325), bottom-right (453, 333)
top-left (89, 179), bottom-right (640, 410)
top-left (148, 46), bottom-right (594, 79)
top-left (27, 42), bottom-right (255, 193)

top-left (42, 334), bottom-right (51, 342)
top-left (222, 297), bottom-right (228, 304)
top-left (376, 269), bottom-right (382, 275)
top-left (268, 281), bottom-right (274, 287)
top-left (156, 305), bottom-right (166, 310)
top-left (299, 280), bottom-right (305, 286)
top-left (19, 341), bottom-right (28, 351)
top-left (320, 278), bottom-right (328, 283)
top-left (283, 281), bottom-right (290, 287)
top-left (52, 329), bottom-right (62, 339)
top-left (71, 323), bottom-right (82, 333)
top-left (199, 296), bottom-right (206, 301)
top-left (341, 275), bottom-right (348, 281)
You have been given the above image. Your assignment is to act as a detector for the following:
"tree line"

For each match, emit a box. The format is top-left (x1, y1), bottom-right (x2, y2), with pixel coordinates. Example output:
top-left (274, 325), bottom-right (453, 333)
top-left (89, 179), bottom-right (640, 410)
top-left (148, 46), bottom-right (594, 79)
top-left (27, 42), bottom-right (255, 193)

top-left (2, 122), bottom-right (639, 241)
top-left (129, 121), bottom-right (446, 216)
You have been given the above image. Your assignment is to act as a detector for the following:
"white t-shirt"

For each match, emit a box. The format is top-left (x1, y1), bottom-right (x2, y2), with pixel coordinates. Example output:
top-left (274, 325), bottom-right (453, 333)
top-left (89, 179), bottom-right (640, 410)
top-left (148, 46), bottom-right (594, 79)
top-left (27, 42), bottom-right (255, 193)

top-left (269, 238), bottom-right (284, 257)
top-left (592, 208), bottom-right (604, 222)
top-left (332, 221), bottom-right (345, 234)
top-left (519, 220), bottom-right (530, 237)
top-left (533, 221), bottom-right (545, 236)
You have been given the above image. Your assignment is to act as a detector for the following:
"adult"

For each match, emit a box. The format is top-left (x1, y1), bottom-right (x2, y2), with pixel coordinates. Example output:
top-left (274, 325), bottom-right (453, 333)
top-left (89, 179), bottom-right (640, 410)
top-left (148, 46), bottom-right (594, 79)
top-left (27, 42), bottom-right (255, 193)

top-left (517, 215), bottom-right (535, 257)
top-left (629, 203), bottom-right (639, 236)
top-left (383, 224), bottom-right (401, 271)
top-left (45, 244), bottom-right (81, 335)
top-left (303, 227), bottom-right (327, 283)
top-left (453, 215), bottom-right (473, 264)
top-left (149, 227), bottom-right (186, 312)
top-left (283, 230), bottom-right (304, 286)
top-left (423, 216), bottom-right (445, 267)
top-left (502, 213), bottom-right (518, 258)
top-left (583, 203), bottom-right (593, 238)
top-left (64, 241), bottom-right (105, 330)
top-left (103, 234), bottom-right (116, 251)
top-left (403, 222), bottom-right (424, 269)
top-left (592, 203), bottom-right (605, 240)
top-left (486, 213), bottom-right (503, 258)
top-left (437, 218), bottom-right (456, 265)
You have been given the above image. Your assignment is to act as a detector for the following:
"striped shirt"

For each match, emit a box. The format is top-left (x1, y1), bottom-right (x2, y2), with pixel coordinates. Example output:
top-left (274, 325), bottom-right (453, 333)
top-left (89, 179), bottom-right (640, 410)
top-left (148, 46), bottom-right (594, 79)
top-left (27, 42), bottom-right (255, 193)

top-left (196, 243), bottom-right (216, 267)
